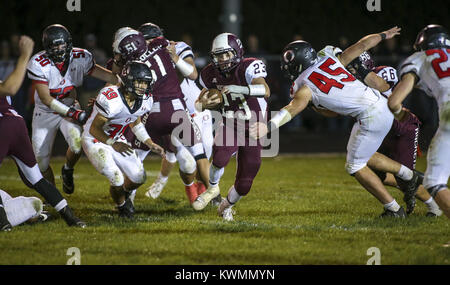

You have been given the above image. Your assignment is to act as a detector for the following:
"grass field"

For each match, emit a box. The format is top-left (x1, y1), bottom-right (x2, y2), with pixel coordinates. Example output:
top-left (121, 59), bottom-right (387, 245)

top-left (0, 154), bottom-right (449, 265)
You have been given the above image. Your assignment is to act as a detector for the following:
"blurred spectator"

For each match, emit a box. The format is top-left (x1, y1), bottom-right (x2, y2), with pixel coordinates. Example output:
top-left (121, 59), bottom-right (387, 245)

top-left (84, 33), bottom-right (107, 67)
top-left (1, 38), bottom-right (31, 119)
top-left (338, 36), bottom-right (349, 49)
top-left (292, 34), bottom-right (303, 41)
top-left (9, 34), bottom-right (20, 59)
top-left (80, 34), bottom-right (108, 108)
top-left (246, 34), bottom-right (268, 59)
top-left (0, 40), bottom-right (15, 80)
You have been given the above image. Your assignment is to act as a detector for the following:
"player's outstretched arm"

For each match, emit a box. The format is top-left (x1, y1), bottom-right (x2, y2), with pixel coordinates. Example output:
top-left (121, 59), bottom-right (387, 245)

top-left (388, 73), bottom-right (417, 119)
top-left (339, 26), bottom-right (401, 67)
top-left (167, 41), bottom-right (198, 80)
top-left (90, 64), bottom-right (119, 85)
top-left (130, 117), bottom-right (165, 157)
top-left (249, 84), bottom-right (311, 139)
top-left (0, 36), bottom-right (34, 96)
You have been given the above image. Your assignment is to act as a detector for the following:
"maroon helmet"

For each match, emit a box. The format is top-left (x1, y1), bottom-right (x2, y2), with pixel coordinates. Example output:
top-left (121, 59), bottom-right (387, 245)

top-left (210, 33), bottom-right (244, 73)
top-left (114, 28), bottom-right (148, 62)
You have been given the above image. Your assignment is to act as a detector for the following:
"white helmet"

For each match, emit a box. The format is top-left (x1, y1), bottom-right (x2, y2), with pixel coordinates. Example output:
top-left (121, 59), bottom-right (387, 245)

top-left (112, 27), bottom-right (139, 54)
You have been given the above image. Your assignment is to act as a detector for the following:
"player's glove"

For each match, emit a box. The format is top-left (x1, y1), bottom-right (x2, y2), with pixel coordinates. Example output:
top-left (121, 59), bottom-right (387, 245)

top-left (67, 107), bottom-right (87, 124)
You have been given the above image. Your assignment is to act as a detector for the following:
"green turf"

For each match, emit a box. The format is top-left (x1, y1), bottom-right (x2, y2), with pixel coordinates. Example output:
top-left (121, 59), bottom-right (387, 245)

top-left (0, 155), bottom-right (448, 265)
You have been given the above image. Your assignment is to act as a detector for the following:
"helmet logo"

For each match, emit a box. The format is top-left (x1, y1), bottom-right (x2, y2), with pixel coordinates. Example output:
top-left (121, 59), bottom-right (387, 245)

top-left (124, 42), bottom-right (137, 53)
top-left (283, 50), bottom-right (295, 63)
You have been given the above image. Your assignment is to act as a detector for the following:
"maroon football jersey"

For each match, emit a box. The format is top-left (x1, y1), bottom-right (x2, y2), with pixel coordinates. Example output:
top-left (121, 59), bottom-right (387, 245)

top-left (199, 58), bottom-right (268, 123)
top-left (142, 37), bottom-right (184, 101)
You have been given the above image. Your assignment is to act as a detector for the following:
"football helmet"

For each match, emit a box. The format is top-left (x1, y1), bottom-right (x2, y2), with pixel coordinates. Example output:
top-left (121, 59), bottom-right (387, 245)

top-left (120, 61), bottom-right (155, 100)
top-left (112, 27), bottom-right (148, 63)
top-left (210, 33), bottom-right (244, 73)
top-left (42, 24), bottom-right (72, 64)
top-left (414, 24), bottom-right (450, 51)
top-left (281, 40), bottom-right (318, 81)
top-left (138, 22), bottom-right (164, 40)
top-left (346, 51), bottom-right (375, 80)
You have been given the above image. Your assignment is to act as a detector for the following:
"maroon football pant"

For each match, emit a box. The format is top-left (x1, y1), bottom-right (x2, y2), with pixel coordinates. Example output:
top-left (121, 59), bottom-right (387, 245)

top-left (378, 110), bottom-right (421, 170)
top-left (212, 124), bottom-right (262, 196)
top-left (0, 115), bottom-right (37, 167)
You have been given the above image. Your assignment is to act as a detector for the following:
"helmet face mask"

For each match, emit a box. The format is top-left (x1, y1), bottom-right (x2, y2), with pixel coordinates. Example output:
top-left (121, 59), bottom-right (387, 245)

top-left (42, 24), bottom-right (72, 64)
top-left (211, 50), bottom-right (238, 73)
top-left (120, 61), bottom-right (154, 101)
top-left (138, 22), bottom-right (164, 41)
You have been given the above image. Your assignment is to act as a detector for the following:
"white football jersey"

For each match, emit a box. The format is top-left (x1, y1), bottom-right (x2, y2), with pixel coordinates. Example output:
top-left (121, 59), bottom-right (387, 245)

top-left (373, 66), bottom-right (399, 97)
top-left (291, 45), bottom-right (381, 118)
top-left (27, 48), bottom-right (95, 113)
top-left (83, 85), bottom-right (153, 142)
top-left (175, 41), bottom-right (200, 115)
top-left (399, 49), bottom-right (450, 113)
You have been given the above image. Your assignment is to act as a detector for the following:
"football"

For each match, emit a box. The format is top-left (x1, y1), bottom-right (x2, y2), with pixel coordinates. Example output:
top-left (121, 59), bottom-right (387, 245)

top-left (201, 88), bottom-right (223, 109)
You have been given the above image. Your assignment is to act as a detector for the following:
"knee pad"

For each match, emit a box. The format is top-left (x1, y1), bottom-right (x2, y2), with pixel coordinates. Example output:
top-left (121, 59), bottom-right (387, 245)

top-left (345, 162), bottom-right (366, 175)
top-left (108, 169), bottom-right (125, 187)
top-left (234, 178), bottom-right (253, 196)
top-left (176, 148), bottom-right (196, 174)
top-left (186, 142), bottom-right (205, 158)
top-left (427, 184), bottom-right (448, 198)
top-left (36, 156), bottom-right (50, 173)
top-left (166, 151), bottom-right (177, 164)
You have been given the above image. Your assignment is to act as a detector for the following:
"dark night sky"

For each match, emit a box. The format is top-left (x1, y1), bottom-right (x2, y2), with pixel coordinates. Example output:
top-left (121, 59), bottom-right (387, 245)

top-left (1, 0), bottom-right (449, 56)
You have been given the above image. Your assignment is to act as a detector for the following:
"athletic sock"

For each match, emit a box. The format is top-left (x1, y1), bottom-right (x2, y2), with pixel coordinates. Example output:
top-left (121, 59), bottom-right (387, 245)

top-left (396, 165), bottom-right (414, 181)
top-left (33, 178), bottom-right (66, 209)
top-left (227, 186), bottom-right (242, 204)
top-left (184, 182), bottom-right (197, 204)
top-left (158, 173), bottom-right (169, 183)
top-left (384, 199), bottom-right (401, 212)
top-left (424, 198), bottom-right (440, 211)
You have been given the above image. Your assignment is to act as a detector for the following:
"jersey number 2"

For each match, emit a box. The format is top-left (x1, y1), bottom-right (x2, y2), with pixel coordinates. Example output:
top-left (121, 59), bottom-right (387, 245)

top-left (308, 58), bottom-right (356, 94)
top-left (426, 49), bottom-right (450, 79)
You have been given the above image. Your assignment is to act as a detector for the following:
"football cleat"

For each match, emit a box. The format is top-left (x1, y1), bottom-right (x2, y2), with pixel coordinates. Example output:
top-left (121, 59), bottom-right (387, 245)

top-left (38, 211), bottom-right (51, 222)
top-left (192, 185), bottom-right (220, 211)
top-left (426, 208), bottom-right (443, 217)
top-left (211, 194), bottom-right (223, 207)
top-left (0, 223), bottom-right (12, 232)
top-left (398, 170), bottom-right (421, 215)
top-left (218, 198), bottom-right (235, 221)
top-left (61, 165), bottom-right (75, 194)
top-left (117, 198), bottom-right (134, 219)
top-left (59, 206), bottom-right (86, 228)
top-left (380, 206), bottom-right (407, 218)
top-left (145, 177), bottom-right (168, 199)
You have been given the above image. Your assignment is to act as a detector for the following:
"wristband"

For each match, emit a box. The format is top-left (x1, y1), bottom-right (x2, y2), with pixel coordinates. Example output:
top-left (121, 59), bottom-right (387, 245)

top-left (379, 33), bottom-right (386, 40)
top-left (393, 105), bottom-right (403, 115)
top-left (106, 138), bottom-right (115, 146)
top-left (175, 58), bottom-right (194, 77)
top-left (132, 122), bottom-right (151, 143)
top-left (269, 109), bottom-right (292, 129)
top-left (248, 84), bottom-right (266, 97)
top-left (50, 99), bottom-right (70, 116)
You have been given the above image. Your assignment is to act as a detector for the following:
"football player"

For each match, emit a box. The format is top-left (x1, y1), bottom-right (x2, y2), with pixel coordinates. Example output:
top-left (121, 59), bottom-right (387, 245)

top-left (82, 61), bottom-right (164, 218)
top-left (137, 23), bottom-right (213, 201)
top-left (251, 27), bottom-right (421, 218)
top-left (196, 33), bottom-right (271, 220)
top-left (388, 24), bottom-right (450, 219)
top-left (27, 24), bottom-right (118, 195)
top-left (347, 51), bottom-right (442, 216)
top-left (0, 35), bottom-right (85, 231)
top-left (111, 27), bottom-right (209, 206)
